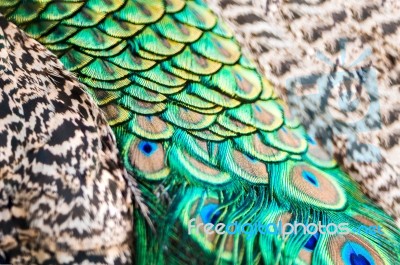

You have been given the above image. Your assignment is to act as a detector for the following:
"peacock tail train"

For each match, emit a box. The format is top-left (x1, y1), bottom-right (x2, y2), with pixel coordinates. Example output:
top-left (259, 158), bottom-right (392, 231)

top-left (1, 0), bottom-right (399, 264)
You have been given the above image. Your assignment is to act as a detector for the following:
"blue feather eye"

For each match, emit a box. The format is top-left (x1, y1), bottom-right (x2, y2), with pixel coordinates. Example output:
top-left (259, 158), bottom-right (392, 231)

top-left (138, 140), bottom-right (158, 156)
top-left (350, 253), bottom-right (371, 265)
top-left (200, 203), bottom-right (221, 224)
top-left (244, 153), bottom-right (257, 163)
top-left (304, 232), bottom-right (320, 251)
top-left (302, 170), bottom-right (319, 187)
top-left (306, 135), bottom-right (316, 145)
top-left (342, 242), bottom-right (374, 265)
top-left (235, 72), bottom-right (243, 81)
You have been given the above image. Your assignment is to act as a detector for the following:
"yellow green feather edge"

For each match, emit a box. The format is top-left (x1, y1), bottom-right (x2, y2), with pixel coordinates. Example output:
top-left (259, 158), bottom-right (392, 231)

top-left (2, 0), bottom-right (399, 264)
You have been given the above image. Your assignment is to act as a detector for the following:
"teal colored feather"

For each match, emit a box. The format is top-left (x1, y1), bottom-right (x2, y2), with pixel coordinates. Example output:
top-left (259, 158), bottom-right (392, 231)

top-left (1, 0), bottom-right (399, 264)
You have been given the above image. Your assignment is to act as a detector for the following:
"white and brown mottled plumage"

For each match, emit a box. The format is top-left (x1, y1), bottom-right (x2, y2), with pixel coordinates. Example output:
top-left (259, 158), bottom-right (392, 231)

top-left (0, 15), bottom-right (133, 264)
top-left (206, 0), bottom-right (400, 225)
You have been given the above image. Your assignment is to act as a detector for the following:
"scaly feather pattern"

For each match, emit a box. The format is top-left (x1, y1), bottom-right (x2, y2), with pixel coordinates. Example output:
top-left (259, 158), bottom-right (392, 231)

top-left (0, 15), bottom-right (133, 264)
top-left (1, 0), bottom-right (399, 264)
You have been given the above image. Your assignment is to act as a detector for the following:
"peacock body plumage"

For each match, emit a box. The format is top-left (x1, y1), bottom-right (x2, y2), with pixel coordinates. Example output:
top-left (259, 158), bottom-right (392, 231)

top-left (0, 0), bottom-right (399, 264)
top-left (0, 15), bottom-right (133, 264)
top-left (205, 0), bottom-right (400, 225)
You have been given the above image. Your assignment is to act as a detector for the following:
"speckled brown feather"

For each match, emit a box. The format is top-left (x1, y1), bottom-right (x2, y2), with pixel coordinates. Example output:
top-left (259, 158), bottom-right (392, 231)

top-left (0, 15), bottom-right (133, 264)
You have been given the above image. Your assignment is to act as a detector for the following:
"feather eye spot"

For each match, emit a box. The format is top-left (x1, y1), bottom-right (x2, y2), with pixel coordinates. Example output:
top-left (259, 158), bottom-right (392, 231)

top-left (302, 170), bottom-right (319, 187)
top-left (244, 153), bottom-right (257, 163)
top-left (234, 72), bottom-right (242, 81)
top-left (212, 38), bottom-right (232, 58)
top-left (177, 22), bottom-right (190, 35)
top-left (136, 2), bottom-right (152, 16)
top-left (128, 137), bottom-right (168, 179)
top-left (289, 164), bottom-right (347, 209)
top-left (234, 73), bottom-right (253, 93)
top-left (138, 140), bottom-right (158, 156)
top-left (304, 232), bottom-right (319, 251)
top-left (230, 150), bottom-right (269, 183)
top-left (200, 203), bottom-right (221, 224)
top-left (306, 135), bottom-right (316, 145)
top-left (350, 253), bottom-right (371, 265)
top-left (327, 234), bottom-right (385, 265)
top-left (192, 8), bottom-right (205, 24)
top-left (276, 126), bottom-right (305, 152)
top-left (305, 136), bottom-right (336, 167)
top-left (193, 53), bottom-right (209, 68)
top-left (342, 242), bottom-right (374, 265)
top-left (160, 36), bottom-right (172, 48)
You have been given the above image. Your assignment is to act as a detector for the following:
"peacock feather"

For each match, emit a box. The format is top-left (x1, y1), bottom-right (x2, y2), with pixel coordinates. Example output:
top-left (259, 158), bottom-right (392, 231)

top-left (1, 0), bottom-right (399, 264)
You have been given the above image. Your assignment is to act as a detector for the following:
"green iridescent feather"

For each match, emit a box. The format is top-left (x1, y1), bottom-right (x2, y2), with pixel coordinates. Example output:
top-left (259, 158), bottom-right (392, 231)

top-left (2, 0), bottom-right (399, 264)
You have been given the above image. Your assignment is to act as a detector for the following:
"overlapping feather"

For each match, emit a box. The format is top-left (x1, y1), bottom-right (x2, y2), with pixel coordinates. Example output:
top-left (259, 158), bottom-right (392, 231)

top-left (1, 0), bottom-right (399, 264)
